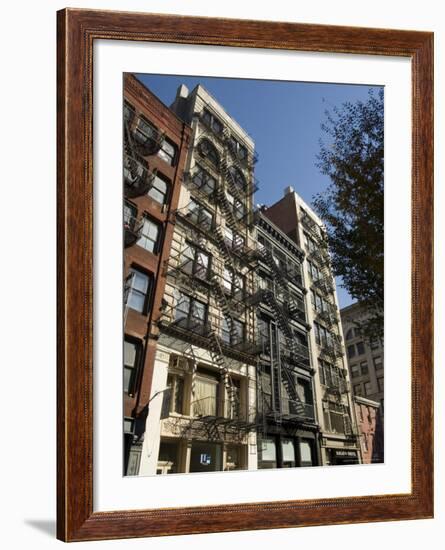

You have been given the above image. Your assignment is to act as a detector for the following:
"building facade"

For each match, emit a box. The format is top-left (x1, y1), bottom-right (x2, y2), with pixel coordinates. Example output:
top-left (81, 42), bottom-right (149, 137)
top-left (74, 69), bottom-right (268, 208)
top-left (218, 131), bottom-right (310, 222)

top-left (123, 78), bottom-right (365, 475)
top-left (253, 211), bottom-right (322, 468)
top-left (140, 84), bottom-right (260, 475)
top-left (263, 188), bottom-right (361, 465)
top-left (341, 302), bottom-right (384, 463)
top-left (353, 396), bottom-right (383, 463)
top-left (123, 75), bottom-right (192, 475)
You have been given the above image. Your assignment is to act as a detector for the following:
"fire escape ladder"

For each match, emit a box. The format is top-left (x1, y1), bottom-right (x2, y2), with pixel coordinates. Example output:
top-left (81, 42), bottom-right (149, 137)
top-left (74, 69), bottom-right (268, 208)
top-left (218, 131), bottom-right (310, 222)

top-left (213, 226), bottom-right (237, 272)
top-left (216, 186), bottom-right (243, 234)
top-left (220, 157), bottom-right (245, 205)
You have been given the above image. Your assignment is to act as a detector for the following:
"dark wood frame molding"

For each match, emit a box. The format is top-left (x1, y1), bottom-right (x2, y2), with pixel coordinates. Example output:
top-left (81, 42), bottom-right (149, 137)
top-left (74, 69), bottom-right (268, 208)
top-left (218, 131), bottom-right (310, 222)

top-left (57, 8), bottom-right (434, 542)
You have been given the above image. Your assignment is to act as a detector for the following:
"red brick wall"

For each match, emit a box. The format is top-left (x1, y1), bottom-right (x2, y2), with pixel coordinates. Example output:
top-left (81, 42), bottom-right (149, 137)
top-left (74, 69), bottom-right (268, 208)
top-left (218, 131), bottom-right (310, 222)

top-left (123, 74), bottom-right (191, 419)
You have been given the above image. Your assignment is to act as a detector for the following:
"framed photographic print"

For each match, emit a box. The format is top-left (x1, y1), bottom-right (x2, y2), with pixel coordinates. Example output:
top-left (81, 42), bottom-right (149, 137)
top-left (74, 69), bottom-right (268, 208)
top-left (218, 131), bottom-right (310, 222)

top-left (57, 8), bottom-right (434, 542)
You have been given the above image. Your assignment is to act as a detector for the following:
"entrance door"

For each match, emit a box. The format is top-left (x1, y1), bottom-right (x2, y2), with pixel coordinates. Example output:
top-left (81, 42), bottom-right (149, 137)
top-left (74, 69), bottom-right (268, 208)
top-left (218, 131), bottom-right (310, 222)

top-left (189, 441), bottom-right (222, 473)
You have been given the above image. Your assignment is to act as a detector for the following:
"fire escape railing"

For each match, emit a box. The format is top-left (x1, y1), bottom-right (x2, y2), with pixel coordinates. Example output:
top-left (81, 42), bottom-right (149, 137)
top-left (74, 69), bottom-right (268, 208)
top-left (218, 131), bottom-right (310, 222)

top-left (123, 206), bottom-right (143, 248)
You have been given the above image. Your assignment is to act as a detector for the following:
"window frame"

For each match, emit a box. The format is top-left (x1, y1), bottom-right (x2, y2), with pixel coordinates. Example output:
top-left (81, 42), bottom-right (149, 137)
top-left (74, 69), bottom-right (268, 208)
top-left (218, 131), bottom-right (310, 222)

top-left (126, 267), bottom-right (152, 314)
top-left (123, 337), bottom-right (142, 395)
top-left (137, 215), bottom-right (162, 253)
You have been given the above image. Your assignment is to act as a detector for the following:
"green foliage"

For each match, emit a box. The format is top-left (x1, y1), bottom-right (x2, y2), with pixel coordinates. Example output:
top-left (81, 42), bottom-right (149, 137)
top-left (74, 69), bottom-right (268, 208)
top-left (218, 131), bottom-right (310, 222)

top-left (314, 89), bottom-right (384, 337)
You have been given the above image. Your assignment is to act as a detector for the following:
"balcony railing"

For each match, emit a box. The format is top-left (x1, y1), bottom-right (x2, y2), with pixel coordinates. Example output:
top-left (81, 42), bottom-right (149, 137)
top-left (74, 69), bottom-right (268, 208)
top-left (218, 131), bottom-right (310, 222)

top-left (300, 211), bottom-right (320, 235)
top-left (124, 153), bottom-right (156, 198)
top-left (158, 310), bottom-right (261, 363)
top-left (191, 395), bottom-right (248, 423)
top-left (260, 392), bottom-right (315, 423)
top-left (282, 398), bottom-right (316, 422)
top-left (308, 247), bottom-right (329, 267)
top-left (123, 210), bottom-right (142, 248)
top-left (316, 306), bottom-right (339, 326)
top-left (132, 121), bottom-right (165, 156)
top-left (312, 276), bottom-right (335, 296)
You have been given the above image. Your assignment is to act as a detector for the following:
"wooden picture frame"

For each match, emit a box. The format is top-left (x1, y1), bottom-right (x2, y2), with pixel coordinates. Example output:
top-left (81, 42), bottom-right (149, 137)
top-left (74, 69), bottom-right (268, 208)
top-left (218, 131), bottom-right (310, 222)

top-left (57, 8), bottom-right (434, 542)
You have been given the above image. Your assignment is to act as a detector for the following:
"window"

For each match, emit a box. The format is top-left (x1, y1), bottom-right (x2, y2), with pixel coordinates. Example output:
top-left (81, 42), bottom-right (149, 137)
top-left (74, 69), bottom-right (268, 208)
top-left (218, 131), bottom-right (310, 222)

top-left (228, 136), bottom-right (248, 162)
top-left (137, 217), bottom-right (161, 253)
top-left (201, 108), bottom-right (224, 135)
top-left (221, 316), bottom-right (244, 345)
top-left (126, 268), bottom-right (151, 313)
top-left (222, 267), bottom-right (244, 297)
top-left (300, 440), bottom-right (314, 467)
top-left (164, 373), bottom-right (185, 415)
top-left (350, 364), bottom-right (360, 378)
top-left (148, 173), bottom-right (169, 205)
top-left (345, 328), bottom-right (354, 340)
top-left (364, 381), bottom-right (373, 396)
top-left (124, 338), bottom-right (141, 394)
top-left (198, 138), bottom-right (219, 167)
top-left (356, 341), bottom-right (365, 356)
top-left (281, 439), bottom-right (296, 467)
top-left (224, 226), bottom-right (233, 247)
top-left (370, 338), bottom-right (379, 350)
top-left (222, 266), bottom-right (233, 293)
top-left (318, 360), bottom-right (336, 388)
top-left (181, 243), bottom-right (210, 280)
top-left (192, 164), bottom-right (216, 195)
top-left (353, 383), bottom-right (363, 396)
top-left (124, 200), bottom-right (137, 229)
top-left (225, 190), bottom-right (246, 221)
top-left (296, 378), bottom-right (313, 404)
top-left (377, 377), bottom-right (384, 392)
top-left (228, 165), bottom-right (246, 190)
top-left (175, 292), bottom-right (208, 326)
top-left (123, 418), bottom-right (135, 438)
top-left (226, 445), bottom-right (243, 471)
top-left (188, 198), bottom-right (213, 230)
top-left (157, 138), bottom-right (177, 166)
top-left (374, 356), bottom-right (383, 370)
top-left (347, 344), bottom-right (356, 359)
top-left (193, 369), bottom-right (219, 417)
top-left (360, 361), bottom-right (369, 375)
top-left (134, 116), bottom-right (158, 147)
top-left (258, 437), bottom-right (277, 469)
top-left (323, 401), bottom-right (347, 434)
top-left (123, 100), bottom-right (135, 124)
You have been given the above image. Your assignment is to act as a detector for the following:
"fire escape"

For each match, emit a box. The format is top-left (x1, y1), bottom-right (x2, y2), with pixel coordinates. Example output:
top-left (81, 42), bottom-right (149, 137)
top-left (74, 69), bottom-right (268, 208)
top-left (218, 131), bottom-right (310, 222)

top-left (157, 100), bottom-right (261, 440)
top-left (250, 229), bottom-right (315, 431)
top-left (123, 102), bottom-right (164, 247)
top-left (301, 210), bottom-right (357, 439)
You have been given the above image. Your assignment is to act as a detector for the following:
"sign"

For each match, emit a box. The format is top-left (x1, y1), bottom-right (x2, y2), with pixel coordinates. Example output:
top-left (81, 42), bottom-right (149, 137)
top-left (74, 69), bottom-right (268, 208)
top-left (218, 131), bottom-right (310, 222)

top-left (200, 453), bottom-right (211, 466)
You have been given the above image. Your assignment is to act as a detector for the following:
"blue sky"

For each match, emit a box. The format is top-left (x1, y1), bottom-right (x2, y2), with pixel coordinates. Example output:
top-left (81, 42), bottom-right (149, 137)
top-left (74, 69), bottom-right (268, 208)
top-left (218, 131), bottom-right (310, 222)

top-left (136, 73), bottom-right (381, 309)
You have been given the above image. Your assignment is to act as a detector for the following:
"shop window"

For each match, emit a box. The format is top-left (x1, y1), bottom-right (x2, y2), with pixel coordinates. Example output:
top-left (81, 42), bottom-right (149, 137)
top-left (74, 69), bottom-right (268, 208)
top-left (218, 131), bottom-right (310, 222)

top-left (300, 440), bottom-right (314, 467)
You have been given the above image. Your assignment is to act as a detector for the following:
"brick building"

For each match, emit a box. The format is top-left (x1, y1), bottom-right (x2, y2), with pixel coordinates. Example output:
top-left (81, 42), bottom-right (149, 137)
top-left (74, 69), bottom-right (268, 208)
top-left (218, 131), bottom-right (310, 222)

top-left (123, 74), bottom-right (192, 474)
top-left (341, 302), bottom-right (384, 463)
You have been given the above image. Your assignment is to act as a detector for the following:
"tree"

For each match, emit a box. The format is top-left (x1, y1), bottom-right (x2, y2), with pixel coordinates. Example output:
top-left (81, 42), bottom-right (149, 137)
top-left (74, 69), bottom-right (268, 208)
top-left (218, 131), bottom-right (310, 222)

top-left (314, 89), bottom-right (384, 338)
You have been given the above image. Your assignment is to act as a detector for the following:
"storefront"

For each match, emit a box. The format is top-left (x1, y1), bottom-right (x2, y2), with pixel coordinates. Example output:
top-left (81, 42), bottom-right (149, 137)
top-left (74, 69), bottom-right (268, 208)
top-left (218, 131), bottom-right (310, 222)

top-left (326, 448), bottom-right (359, 465)
top-left (258, 433), bottom-right (320, 469)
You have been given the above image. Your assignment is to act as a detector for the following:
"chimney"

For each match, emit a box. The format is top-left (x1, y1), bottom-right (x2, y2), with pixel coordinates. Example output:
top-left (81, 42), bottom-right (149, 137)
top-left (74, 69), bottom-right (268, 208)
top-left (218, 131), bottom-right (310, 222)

top-left (177, 84), bottom-right (189, 99)
top-left (284, 186), bottom-right (294, 196)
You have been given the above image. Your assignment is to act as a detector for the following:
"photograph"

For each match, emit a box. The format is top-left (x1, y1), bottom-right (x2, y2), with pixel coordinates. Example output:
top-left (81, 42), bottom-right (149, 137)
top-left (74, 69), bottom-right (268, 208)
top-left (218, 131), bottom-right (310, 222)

top-left (122, 72), bottom-right (384, 476)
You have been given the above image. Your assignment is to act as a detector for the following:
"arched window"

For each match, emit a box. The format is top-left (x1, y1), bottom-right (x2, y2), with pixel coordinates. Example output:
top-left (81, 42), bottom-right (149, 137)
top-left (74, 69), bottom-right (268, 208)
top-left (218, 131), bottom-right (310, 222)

top-left (228, 165), bottom-right (246, 190)
top-left (198, 138), bottom-right (219, 168)
top-left (345, 328), bottom-right (354, 341)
